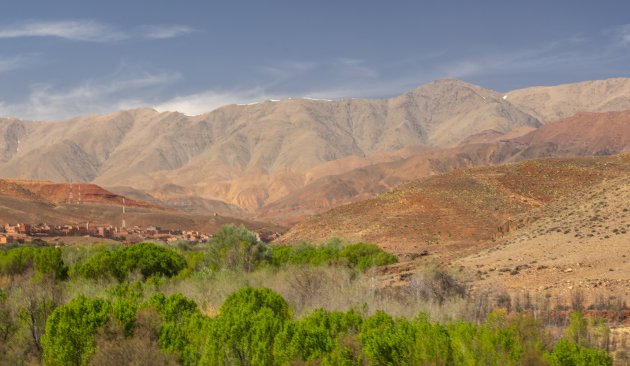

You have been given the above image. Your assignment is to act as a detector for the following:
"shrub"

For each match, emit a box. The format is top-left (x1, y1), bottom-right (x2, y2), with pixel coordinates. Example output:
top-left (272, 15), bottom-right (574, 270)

top-left (75, 243), bottom-right (186, 281)
top-left (270, 241), bottom-right (397, 271)
top-left (273, 308), bottom-right (362, 364)
top-left (42, 296), bottom-right (111, 366)
top-left (0, 247), bottom-right (68, 280)
top-left (203, 287), bottom-right (290, 366)
top-left (545, 339), bottom-right (612, 366)
top-left (207, 224), bottom-right (270, 272)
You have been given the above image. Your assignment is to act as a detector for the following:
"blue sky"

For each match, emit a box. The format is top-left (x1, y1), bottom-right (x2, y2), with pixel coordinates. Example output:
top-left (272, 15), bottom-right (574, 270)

top-left (1, 0), bottom-right (630, 119)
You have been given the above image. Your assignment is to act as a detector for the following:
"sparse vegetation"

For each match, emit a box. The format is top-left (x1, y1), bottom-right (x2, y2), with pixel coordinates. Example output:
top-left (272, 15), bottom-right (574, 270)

top-left (0, 224), bottom-right (624, 364)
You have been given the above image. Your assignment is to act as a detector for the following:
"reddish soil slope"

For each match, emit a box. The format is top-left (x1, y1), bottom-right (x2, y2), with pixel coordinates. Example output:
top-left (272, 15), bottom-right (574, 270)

top-left (277, 154), bottom-right (630, 257)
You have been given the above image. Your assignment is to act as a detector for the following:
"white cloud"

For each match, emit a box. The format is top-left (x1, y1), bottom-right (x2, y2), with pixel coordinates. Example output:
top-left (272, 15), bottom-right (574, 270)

top-left (154, 87), bottom-right (278, 116)
top-left (0, 71), bottom-right (181, 120)
top-left (0, 20), bottom-right (193, 42)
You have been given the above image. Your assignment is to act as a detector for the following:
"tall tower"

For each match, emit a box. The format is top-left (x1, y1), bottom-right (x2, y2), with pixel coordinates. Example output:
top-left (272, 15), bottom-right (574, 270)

top-left (67, 180), bottom-right (73, 204)
top-left (78, 184), bottom-right (81, 204)
top-left (121, 197), bottom-right (126, 229)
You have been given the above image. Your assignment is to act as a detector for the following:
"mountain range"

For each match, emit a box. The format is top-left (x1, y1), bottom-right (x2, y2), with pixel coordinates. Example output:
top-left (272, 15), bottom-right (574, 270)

top-left (1, 77), bottom-right (629, 225)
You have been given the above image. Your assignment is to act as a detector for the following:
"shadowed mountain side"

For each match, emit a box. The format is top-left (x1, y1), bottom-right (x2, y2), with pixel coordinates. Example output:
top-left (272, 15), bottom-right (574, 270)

top-left (277, 154), bottom-right (630, 256)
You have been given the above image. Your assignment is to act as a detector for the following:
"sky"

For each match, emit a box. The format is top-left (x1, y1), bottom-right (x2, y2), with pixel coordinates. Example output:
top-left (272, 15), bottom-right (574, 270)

top-left (1, 0), bottom-right (630, 120)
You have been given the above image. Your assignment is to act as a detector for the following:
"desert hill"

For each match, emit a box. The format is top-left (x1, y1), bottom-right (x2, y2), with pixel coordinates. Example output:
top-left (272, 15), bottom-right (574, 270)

top-left (277, 154), bottom-right (630, 256)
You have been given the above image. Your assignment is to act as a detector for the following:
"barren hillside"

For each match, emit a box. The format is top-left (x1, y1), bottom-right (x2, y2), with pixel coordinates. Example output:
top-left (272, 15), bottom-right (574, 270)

top-left (456, 172), bottom-right (630, 298)
top-left (278, 154), bottom-right (630, 256)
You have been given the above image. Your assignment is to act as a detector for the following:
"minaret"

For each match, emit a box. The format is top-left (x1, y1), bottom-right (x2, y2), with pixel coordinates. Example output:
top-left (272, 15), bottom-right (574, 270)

top-left (67, 180), bottom-right (73, 204)
top-left (78, 184), bottom-right (81, 204)
top-left (121, 197), bottom-right (126, 229)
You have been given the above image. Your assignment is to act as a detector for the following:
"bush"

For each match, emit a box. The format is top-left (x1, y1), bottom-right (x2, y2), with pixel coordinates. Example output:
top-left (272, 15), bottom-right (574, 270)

top-left (545, 339), bottom-right (612, 366)
top-left (75, 243), bottom-right (186, 281)
top-left (339, 243), bottom-right (398, 271)
top-left (0, 247), bottom-right (68, 280)
top-left (42, 296), bottom-right (111, 366)
top-left (207, 224), bottom-right (270, 272)
top-left (270, 241), bottom-right (397, 271)
top-left (150, 293), bottom-right (210, 365)
top-left (273, 309), bottom-right (362, 364)
top-left (203, 287), bottom-right (290, 366)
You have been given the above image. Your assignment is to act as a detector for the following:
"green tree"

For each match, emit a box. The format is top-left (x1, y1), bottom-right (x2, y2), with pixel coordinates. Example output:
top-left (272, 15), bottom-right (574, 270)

top-left (203, 287), bottom-right (290, 366)
top-left (273, 308), bottom-right (362, 364)
top-left (42, 296), bottom-right (111, 366)
top-left (75, 243), bottom-right (186, 281)
top-left (545, 339), bottom-right (612, 366)
top-left (207, 224), bottom-right (269, 272)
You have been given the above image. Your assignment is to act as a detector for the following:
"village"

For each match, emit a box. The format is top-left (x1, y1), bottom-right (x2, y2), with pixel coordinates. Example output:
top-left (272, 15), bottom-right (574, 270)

top-left (0, 221), bottom-right (281, 245)
top-left (0, 222), bottom-right (212, 245)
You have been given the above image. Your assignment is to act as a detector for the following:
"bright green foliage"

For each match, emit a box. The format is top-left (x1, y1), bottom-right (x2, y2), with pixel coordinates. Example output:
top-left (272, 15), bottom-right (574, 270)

top-left (207, 224), bottom-right (270, 272)
top-left (75, 243), bottom-right (186, 281)
top-left (271, 241), bottom-right (342, 267)
top-left (545, 339), bottom-right (612, 366)
top-left (448, 311), bottom-right (524, 366)
top-left (273, 308), bottom-right (362, 364)
top-left (203, 287), bottom-right (290, 366)
top-left (360, 311), bottom-right (417, 365)
top-left (412, 313), bottom-right (453, 365)
top-left (111, 298), bottom-right (138, 336)
top-left (339, 243), bottom-right (398, 271)
top-left (34, 247), bottom-right (69, 280)
top-left (0, 247), bottom-right (68, 279)
top-left (270, 241), bottom-right (397, 271)
top-left (42, 296), bottom-right (111, 366)
top-left (150, 293), bottom-right (210, 365)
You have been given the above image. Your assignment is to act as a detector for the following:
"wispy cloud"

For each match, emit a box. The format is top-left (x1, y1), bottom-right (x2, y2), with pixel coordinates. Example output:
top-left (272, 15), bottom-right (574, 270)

top-left (0, 71), bottom-right (181, 120)
top-left (0, 55), bottom-right (32, 73)
top-left (0, 20), bottom-right (193, 42)
top-left (612, 24), bottom-right (630, 45)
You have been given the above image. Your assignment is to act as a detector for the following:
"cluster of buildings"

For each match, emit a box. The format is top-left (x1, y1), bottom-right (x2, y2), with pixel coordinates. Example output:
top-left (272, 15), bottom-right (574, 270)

top-left (0, 222), bottom-right (211, 245)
